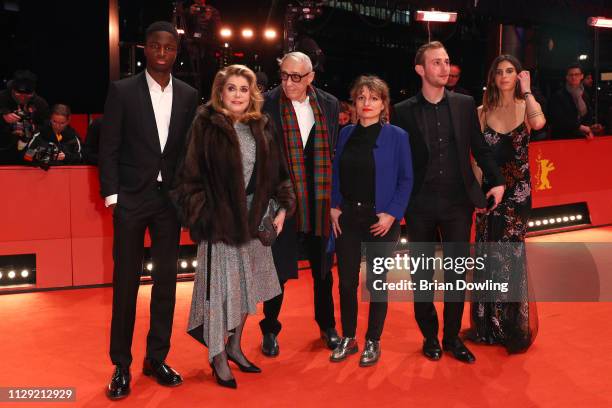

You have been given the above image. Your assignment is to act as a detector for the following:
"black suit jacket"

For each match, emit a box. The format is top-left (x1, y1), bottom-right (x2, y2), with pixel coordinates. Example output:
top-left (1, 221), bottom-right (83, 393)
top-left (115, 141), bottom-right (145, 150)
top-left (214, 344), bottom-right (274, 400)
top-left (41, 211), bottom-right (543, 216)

top-left (548, 87), bottom-right (593, 139)
top-left (99, 72), bottom-right (198, 209)
top-left (262, 85), bottom-right (340, 280)
top-left (392, 90), bottom-right (504, 209)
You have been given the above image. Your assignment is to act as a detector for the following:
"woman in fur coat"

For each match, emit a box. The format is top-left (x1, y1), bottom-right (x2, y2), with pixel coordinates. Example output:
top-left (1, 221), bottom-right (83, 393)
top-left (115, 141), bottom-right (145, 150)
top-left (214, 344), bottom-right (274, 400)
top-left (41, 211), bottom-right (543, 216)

top-left (170, 64), bottom-right (295, 388)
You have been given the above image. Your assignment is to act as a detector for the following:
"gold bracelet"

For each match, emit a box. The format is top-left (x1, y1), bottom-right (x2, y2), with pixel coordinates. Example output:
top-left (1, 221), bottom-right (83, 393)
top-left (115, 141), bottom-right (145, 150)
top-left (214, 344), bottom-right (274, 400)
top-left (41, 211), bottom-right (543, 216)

top-left (527, 111), bottom-right (544, 118)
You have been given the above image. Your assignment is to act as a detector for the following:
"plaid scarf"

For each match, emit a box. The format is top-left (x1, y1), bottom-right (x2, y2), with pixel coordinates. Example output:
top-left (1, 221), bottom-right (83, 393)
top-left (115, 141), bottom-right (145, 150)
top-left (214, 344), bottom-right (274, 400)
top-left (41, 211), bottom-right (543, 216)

top-left (280, 87), bottom-right (332, 237)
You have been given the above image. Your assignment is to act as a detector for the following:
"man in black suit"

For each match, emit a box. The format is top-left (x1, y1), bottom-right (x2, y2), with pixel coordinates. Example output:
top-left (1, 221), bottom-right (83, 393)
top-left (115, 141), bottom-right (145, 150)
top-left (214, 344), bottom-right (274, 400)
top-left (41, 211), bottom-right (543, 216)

top-left (260, 51), bottom-right (340, 357)
top-left (392, 42), bottom-right (505, 364)
top-left (99, 22), bottom-right (198, 400)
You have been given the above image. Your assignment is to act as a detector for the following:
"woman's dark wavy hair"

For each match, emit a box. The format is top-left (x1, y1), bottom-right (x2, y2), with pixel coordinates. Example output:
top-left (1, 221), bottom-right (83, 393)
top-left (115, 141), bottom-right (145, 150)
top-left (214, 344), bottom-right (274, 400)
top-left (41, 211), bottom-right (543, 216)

top-left (482, 54), bottom-right (523, 113)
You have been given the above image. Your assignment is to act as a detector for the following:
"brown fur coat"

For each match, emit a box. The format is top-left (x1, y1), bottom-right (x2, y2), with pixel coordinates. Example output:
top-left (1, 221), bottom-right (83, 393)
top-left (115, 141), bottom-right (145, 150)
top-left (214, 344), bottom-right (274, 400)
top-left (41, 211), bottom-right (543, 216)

top-left (170, 105), bottom-right (295, 244)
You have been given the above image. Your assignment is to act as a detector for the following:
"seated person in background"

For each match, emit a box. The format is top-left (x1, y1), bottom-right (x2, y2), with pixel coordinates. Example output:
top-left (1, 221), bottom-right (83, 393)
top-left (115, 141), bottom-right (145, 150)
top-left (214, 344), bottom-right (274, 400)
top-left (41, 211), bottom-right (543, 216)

top-left (339, 101), bottom-right (355, 129)
top-left (31, 104), bottom-right (83, 165)
top-left (82, 116), bottom-right (102, 165)
top-left (0, 70), bottom-right (49, 164)
top-left (548, 64), bottom-right (603, 139)
top-left (445, 64), bottom-right (471, 95)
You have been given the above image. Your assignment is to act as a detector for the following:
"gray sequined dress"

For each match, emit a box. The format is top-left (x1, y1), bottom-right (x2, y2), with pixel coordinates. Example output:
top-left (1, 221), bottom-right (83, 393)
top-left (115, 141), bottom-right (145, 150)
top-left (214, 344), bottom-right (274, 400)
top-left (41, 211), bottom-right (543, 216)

top-left (187, 121), bottom-right (281, 361)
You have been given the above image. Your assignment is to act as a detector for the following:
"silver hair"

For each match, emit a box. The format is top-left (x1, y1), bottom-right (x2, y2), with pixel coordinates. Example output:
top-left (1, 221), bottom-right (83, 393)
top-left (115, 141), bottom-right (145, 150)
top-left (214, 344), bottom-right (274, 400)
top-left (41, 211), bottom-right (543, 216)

top-left (277, 52), bottom-right (313, 72)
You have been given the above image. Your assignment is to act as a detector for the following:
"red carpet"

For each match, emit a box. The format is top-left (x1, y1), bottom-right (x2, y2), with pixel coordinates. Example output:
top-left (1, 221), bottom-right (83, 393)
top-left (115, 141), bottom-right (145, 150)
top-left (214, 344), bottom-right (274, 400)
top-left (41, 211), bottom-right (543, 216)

top-left (1, 227), bottom-right (612, 407)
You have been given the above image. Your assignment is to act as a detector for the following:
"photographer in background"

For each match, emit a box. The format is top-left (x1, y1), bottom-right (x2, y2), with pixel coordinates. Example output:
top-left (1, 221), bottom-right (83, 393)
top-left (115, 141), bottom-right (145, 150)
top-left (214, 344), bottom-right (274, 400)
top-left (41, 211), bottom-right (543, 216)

top-left (0, 70), bottom-right (49, 164)
top-left (26, 104), bottom-right (83, 167)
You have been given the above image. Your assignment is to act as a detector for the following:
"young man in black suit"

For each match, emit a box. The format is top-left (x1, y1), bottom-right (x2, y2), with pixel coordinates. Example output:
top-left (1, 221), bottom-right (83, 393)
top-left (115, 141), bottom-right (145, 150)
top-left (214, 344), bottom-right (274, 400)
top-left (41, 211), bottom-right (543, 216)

top-left (392, 42), bottom-right (505, 364)
top-left (99, 21), bottom-right (198, 400)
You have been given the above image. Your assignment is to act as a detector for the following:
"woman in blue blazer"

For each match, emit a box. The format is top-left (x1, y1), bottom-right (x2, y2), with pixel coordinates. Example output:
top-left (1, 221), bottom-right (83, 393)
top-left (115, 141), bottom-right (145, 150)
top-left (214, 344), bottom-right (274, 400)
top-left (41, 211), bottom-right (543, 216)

top-left (329, 76), bottom-right (413, 366)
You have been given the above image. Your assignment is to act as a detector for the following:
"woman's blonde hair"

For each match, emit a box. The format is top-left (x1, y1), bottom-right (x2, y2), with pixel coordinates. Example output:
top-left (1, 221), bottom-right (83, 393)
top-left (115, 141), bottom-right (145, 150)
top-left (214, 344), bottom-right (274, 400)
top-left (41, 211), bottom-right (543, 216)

top-left (349, 75), bottom-right (391, 123)
top-left (208, 64), bottom-right (263, 121)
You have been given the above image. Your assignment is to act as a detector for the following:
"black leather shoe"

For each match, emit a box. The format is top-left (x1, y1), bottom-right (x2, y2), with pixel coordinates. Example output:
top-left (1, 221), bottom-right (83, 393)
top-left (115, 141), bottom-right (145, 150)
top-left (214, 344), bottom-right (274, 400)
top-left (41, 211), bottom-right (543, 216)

top-left (226, 345), bottom-right (261, 373)
top-left (210, 363), bottom-right (237, 389)
top-left (142, 359), bottom-right (183, 386)
top-left (262, 333), bottom-right (279, 357)
top-left (106, 365), bottom-right (130, 400)
top-left (443, 338), bottom-right (476, 364)
top-left (422, 338), bottom-right (443, 361)
top-left (320, 328), bottom-right (341, 350)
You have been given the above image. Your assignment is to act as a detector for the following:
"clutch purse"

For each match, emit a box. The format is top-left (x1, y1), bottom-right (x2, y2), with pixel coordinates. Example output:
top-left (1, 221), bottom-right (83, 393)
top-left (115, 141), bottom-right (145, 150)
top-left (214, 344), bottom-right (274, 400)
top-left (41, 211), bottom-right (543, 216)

top-left (258, 198), bottom-right (280, 246)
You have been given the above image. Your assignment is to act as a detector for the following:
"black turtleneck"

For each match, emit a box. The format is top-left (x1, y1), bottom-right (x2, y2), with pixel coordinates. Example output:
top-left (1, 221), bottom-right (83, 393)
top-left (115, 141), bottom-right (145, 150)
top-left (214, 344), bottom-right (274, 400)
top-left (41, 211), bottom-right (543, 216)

top-left (339, 122), bottom-right (381, 204)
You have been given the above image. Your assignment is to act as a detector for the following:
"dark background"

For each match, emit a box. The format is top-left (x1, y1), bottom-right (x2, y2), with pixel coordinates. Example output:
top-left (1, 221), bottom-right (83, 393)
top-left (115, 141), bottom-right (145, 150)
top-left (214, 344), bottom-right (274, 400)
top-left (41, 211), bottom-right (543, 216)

top-left (1, 0), bottom-right (611, 114)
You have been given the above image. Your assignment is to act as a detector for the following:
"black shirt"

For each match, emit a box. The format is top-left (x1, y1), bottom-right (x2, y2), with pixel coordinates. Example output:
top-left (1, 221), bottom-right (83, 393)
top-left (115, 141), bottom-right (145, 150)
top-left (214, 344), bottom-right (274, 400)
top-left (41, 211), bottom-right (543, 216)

top-left (339, 122), bottom-right (381, 204)
top-left (417, 93), bottom-right (463, 192)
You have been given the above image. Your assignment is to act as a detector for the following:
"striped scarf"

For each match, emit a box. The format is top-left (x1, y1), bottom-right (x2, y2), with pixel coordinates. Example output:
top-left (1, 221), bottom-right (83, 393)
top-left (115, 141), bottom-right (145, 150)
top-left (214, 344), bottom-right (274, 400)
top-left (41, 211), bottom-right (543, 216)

top-left (280, 87), bottom-right (332, 237)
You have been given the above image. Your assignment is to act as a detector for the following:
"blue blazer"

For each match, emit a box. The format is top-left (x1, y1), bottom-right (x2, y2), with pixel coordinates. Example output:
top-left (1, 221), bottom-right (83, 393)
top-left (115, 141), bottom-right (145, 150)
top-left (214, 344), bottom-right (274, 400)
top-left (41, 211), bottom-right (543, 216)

top-left (331, 123), bottom-right (414, 220)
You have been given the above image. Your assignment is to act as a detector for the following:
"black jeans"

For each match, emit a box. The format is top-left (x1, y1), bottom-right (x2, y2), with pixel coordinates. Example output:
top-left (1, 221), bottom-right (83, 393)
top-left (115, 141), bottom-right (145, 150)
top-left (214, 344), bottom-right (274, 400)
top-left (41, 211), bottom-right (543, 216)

top-left (109, 185), bottom-right (181, 367)
top-left (335, 202), bottom-right (400, 341)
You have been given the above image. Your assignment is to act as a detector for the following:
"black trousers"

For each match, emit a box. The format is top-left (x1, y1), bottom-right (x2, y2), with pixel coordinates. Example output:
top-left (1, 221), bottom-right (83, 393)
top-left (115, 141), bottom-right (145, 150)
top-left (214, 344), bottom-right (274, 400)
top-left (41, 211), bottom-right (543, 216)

top-left (335, 203), bottom-right (400, 340)
top-left (109, 185), bottom-right (181, 367)
top-left (260, 233), bottom-right (336, 335)
top-left (405, 188), bottom-right (473, 342)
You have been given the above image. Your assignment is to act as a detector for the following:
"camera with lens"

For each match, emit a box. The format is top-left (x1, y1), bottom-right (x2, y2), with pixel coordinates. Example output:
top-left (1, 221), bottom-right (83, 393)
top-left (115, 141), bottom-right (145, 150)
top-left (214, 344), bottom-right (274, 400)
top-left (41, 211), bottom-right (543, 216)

top-left (13, 109), bottom-right (36, 143)
top-left (23, 141), bottom-right (60, 171)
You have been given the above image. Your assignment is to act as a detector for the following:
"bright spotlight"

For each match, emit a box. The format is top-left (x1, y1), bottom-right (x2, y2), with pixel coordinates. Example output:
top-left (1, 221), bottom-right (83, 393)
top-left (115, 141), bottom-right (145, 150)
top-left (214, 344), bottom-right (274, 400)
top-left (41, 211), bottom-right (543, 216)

top-left (180, 260), bottom-right (188, 269)
top-left (192, 260), bottom-right (198, 268)
top-left (577, 215), bottom-right (583, 220)
top-left (400, 238), bottom-right (408, 244)
top-left (146, 263), bottom-right (153, 272)
top-left (8, 270), bottom-right (16, 279)
top-left (264, 29), bottom-right (277, 39)
top-left (535, 220), bottom-right (542, 226)
top-left (241, 28), bottom-right (254, 39)
top-left (220, 28), bottom-right (232, 38)
top-left (21, 269), bottom-right (29, 278)
top-left (528, 222), bottom-right (534, 227)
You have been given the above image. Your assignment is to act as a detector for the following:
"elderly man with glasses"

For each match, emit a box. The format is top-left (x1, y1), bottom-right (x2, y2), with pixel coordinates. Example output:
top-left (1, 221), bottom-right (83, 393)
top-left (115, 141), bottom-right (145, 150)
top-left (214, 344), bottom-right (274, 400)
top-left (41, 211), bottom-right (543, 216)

top-left (260, 51), bottom-right (341, 357)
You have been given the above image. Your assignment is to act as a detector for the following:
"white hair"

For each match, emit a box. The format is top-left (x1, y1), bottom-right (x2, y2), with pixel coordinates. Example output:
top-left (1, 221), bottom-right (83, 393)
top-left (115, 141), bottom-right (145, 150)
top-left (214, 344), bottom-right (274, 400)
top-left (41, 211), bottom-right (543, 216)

top-left (277, 52), bottom-right (313, 72)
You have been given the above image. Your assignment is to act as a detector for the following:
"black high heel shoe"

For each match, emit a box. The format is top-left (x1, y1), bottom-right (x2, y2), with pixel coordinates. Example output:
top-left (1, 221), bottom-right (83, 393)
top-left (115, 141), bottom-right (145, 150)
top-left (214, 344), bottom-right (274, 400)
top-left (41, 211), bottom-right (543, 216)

top-left (209, 362), bottom-right (237, 389)
top-left (225, 346), bottom-right (262, 373)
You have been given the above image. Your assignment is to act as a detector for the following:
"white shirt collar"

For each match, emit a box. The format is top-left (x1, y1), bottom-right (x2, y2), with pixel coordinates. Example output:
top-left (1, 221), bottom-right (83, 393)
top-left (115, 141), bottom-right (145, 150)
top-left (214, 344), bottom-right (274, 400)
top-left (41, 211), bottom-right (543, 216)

top-left (291, 95), bottom-right (310, 107)
top-left (145, 69), bottom-right (173, 93)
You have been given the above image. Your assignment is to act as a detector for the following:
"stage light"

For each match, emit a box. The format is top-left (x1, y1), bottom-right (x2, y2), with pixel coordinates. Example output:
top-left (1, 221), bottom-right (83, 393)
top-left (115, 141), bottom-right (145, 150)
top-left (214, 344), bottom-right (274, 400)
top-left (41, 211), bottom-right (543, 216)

top-left (180, 260), bottom-right (188, 269)
top-left (264, 29), bottom-right (277, 40)
top-left (241, 28), bottom-right (254, 39)
top-left (177, 28), bottom-right (185, 35)
top-left (220, 28), bottom-right (232, 38)
top-left (400, 238), bottom-right (408, 244)
top-left (549, 219), bottom-right (556, 224)
top-left (570, 216), bottom-right (576, 221)
top-left (21, 269), bottom-right (29, 278)
top-left (137, 61), bottom-right (142, 67)
top-left (0, 271), bottom-right (3, 279)
top-left (8, 270), bottom-right (16, 279)
top-left (563, 217), bottom-right (569, 222)
top-left (528, 222), bottom-right (534, 227)
top-left (579, 54), bottom-right (588, 61)
top-left (577, 215), bottom-right (583, 220)
top-left (192, 260), bottom-right (198, 268)
top-left (535, 220), bottom-right (542, 226)
top-left (588, 17), bottom-right (612, 28)
top-left (556, 218), bottom-right (562, 223)
top-left (543, 220), bottom-right (549, 225)
top-left (415, 10), bottom-right (458, 23)
top-left (146, 262), bottom-right (153, 272)
top-left (224, 43), bottom-right (229, 48)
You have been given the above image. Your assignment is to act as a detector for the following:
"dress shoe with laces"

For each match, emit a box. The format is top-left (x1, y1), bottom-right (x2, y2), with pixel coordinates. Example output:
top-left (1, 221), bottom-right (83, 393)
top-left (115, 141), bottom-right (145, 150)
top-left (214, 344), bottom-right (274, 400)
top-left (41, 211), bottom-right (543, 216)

top-left (262, 333), bottom-right (279, 357)
top-left (422, 337), bottom-right (443, 361)
top-left (320, 328), bottom-right (342, 350)
top-left (142, 359), bottom-right (183, 386)
top-left (443, 337), bottom-right (476, 364)
top-left (106, 365), bottom-right (130, 400)
top-left (330, 337), bottom-right (358, 362)
top-left (359, 339), bottom-right (381, 367)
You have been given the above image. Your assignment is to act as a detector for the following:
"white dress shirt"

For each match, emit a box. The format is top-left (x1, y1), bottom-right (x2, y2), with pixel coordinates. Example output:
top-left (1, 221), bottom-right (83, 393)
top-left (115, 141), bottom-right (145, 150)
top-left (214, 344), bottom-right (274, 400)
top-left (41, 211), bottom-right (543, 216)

top-left (291, 96), bottom-right (315, 149)
top-left (105, 70), bottom-right (173, 207)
